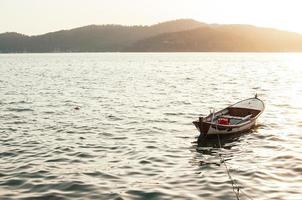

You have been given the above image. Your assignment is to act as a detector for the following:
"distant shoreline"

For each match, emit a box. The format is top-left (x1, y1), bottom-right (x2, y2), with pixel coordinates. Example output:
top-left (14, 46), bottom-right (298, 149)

top-left (1, 19), bottom-right (302, 53)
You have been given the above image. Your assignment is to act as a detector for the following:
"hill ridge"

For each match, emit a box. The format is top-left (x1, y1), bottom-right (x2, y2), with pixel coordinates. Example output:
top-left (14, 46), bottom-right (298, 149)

top-left (1, 19), bottom-right (302, 52)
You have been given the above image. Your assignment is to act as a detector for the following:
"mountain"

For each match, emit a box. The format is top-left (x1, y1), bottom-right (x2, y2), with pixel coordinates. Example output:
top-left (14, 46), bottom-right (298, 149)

top-left (0, 19), bottom-right (204, 53)
top-left (1, 19), bottom-right (302, 52)
top-left (0, 32), bottom-right (29, 52)
top-left (128, 25), bottom-right (302, 52)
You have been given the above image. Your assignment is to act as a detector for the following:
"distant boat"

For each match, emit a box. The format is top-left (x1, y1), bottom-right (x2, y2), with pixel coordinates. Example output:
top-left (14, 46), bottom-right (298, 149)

top-left (193, 95), bottom-right (265, 137)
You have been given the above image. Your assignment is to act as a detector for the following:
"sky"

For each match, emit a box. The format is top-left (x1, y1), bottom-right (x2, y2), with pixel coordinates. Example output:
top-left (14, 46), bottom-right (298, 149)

top-left (1, 0), bottom-right (302, 35)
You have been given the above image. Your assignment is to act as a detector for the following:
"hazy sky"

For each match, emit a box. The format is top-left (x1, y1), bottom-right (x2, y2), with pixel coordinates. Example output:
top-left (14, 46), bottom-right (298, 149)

top-left (1, 0), bottom-right (302, 35)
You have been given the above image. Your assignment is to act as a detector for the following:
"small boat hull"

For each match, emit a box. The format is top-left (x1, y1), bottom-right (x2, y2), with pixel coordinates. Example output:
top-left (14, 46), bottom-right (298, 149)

top-left (193, 97), bottom-right (264, 136)
top-left (193, 118), bottom-right (256, 135)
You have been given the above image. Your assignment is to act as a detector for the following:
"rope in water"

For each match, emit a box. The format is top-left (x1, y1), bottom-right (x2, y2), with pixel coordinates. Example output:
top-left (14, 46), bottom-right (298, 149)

top-left (217, 134), bottom-right (254, 200)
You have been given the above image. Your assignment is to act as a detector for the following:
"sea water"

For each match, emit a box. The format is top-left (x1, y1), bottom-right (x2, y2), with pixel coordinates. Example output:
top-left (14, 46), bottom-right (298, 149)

top-left (0, 53), bottom-right (301, 199)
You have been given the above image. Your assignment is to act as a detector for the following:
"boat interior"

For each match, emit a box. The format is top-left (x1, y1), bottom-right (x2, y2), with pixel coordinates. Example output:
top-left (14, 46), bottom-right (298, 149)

top-left (208, 107), bottom-right (261, 125)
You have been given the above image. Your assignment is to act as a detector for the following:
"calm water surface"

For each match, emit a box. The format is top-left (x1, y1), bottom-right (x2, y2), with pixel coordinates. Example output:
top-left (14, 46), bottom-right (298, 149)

top-left (0, 53), bottom-right (302, 199)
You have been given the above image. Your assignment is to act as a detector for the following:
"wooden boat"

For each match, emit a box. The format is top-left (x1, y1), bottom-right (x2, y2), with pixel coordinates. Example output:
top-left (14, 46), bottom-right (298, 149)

top-left (193, 95), bottom-right (264, 136)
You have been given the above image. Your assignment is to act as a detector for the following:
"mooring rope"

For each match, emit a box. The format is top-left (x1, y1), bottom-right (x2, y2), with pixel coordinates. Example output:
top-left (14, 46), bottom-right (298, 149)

top-left (217, 134), bottom-right (254, 200)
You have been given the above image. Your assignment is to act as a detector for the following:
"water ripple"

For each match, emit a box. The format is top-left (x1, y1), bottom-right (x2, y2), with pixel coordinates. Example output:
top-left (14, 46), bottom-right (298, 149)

top-left (0, 53), bottom-right (302, 199)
